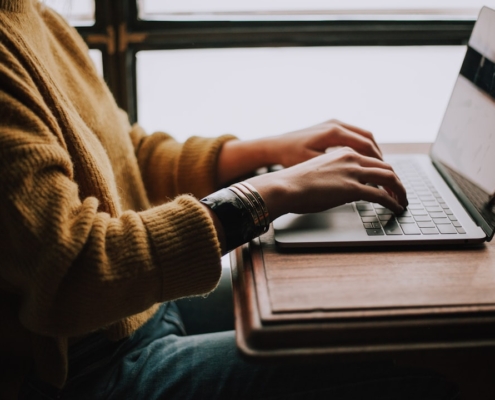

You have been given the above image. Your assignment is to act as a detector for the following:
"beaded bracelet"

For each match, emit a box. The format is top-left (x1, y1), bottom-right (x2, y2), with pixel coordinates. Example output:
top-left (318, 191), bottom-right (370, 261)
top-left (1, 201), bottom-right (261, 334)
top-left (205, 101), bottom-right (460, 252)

top-left (200, 183), bottom-right (270, 252)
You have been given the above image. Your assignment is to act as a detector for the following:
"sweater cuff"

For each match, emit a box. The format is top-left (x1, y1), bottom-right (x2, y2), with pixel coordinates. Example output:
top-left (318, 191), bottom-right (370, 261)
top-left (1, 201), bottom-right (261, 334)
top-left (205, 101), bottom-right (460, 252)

top-left (176, 134), bottom-right (237, 198)
top-left (140, 195), bottom-right (222, 301)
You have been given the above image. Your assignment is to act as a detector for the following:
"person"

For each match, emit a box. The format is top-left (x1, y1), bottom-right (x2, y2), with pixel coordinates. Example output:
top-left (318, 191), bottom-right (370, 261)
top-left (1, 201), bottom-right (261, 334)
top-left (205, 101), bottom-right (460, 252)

top-left (0, 1), bottom-right (458, 399)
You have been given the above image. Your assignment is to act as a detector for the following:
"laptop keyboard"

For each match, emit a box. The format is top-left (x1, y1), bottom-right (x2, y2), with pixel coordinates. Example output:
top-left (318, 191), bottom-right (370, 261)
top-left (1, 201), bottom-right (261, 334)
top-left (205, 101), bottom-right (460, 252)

top-left (357, 161), bottom-right (466, 236)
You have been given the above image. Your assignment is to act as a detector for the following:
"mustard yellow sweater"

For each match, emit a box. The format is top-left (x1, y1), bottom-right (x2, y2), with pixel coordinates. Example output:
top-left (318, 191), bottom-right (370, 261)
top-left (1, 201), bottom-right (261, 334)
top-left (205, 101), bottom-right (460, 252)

top-left (0, 0), bottom-right (235, 396)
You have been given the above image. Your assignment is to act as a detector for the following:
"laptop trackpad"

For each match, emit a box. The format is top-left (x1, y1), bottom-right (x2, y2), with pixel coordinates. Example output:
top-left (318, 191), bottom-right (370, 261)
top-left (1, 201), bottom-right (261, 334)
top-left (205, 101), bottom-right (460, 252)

top-left (274, 204), bottom-right (362, 232)
top-left (273, 204), bottom-right (367, 245)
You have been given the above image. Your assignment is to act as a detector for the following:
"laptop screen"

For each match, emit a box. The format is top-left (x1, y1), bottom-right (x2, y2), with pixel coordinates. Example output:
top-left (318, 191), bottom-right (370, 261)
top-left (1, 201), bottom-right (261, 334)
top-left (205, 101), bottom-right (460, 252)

top-left (431, 6), bottom-right (495, 238)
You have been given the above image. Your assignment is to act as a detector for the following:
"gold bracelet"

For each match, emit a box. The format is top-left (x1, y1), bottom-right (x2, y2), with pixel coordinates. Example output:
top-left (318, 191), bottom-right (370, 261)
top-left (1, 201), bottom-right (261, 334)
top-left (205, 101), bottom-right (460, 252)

top-left (238, 182), bottom-right (270, 232)
top-left (232, 183), bottom-right (268, 233)
top-left (228, 186), bottom-right (263, 235)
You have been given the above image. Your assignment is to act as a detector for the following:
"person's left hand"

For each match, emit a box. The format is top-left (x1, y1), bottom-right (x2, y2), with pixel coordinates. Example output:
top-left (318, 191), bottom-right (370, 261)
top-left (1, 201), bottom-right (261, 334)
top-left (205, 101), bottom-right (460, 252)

top-left (217, 119), bottom-right (382, 187)
top-left (267, 119), bottom-right (382, 168)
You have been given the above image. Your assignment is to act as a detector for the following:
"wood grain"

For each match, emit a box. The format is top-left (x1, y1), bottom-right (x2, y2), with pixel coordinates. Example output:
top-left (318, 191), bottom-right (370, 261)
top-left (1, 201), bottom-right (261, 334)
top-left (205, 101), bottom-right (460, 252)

top-left (260, 230), bottom-right (495, 315)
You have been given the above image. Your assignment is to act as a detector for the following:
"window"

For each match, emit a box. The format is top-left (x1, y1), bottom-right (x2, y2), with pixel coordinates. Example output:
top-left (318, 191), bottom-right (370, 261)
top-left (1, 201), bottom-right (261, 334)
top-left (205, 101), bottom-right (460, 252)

top-left (88, 49), bottom-right (103, 77)
top-left (139, 0), bottom-right (495, 21)
top-left (45, 0), bottom-right (94, 26)
top-left (66, 1), bottom-right (494, 142)
top-left (137, 46), bottom-right (465, 143)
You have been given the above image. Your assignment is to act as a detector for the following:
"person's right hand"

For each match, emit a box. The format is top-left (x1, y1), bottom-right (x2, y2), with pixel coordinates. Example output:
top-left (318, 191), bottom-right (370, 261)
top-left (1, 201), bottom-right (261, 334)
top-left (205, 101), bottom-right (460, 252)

top-left (246, 146), bottom-right (407, 222)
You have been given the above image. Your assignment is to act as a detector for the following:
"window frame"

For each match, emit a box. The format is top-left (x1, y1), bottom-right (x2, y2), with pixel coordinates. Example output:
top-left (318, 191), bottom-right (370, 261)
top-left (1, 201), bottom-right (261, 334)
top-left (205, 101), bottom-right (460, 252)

top-left (80, 0), bottom-right (476, 124)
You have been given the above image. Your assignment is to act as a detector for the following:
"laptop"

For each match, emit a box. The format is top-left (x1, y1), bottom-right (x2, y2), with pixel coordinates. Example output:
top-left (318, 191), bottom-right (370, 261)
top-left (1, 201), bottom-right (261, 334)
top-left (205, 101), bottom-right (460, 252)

top-left (273, 6), bottom-right (495, 249)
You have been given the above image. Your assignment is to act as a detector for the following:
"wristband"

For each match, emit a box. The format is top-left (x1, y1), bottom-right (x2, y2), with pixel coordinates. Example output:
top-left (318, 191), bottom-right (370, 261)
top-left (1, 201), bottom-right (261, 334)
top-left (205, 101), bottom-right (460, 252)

top-left (200, 188), bottom-right (257, 251)
top-left (200, 183), bottom-right (270, 251)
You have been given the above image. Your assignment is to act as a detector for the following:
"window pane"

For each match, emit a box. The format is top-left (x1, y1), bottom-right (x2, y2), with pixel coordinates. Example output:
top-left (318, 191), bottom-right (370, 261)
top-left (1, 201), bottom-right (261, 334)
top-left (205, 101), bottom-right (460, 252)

top-left (45, 0), bottom-right (94, 26)
top-left (88, 49), bottom-right (103, 77)
top-left (139, 0), bottom-right (495, 21)
top-left (137, 46), bottom-right (466, 144)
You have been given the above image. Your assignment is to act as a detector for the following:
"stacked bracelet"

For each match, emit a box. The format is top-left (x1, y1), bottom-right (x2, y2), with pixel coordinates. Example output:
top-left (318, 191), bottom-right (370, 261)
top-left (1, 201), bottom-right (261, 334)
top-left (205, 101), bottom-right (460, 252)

top-left (230, 182), bottom-right (270, 234)
top-left (200, 182), bottom-right (270, 252)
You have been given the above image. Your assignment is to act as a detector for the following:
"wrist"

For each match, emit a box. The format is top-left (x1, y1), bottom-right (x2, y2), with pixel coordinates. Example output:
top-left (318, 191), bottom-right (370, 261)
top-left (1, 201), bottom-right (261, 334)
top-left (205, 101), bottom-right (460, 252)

top-left (246, 172), bottom-right (291, 221)
top-left (253, 136), bottom-right (280, 166)
top-left (217, 137), bottom-right (280, 186)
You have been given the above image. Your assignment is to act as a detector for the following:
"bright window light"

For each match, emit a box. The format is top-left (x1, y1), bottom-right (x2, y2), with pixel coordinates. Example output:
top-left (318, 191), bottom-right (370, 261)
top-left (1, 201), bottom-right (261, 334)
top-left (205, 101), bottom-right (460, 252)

top-left (139, 0), bottom-right (495, 21)
top-left (45, 0), bottom-right (94, 26)
top-left (137, 46), bottom-right (466, 144)
top-left (88, 49), bottom-right (103, 77)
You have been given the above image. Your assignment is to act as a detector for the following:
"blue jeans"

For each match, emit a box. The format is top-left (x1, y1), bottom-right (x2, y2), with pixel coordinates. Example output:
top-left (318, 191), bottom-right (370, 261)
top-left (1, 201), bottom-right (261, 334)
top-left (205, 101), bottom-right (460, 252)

top-left (21, 302), bottom-right (459, 400)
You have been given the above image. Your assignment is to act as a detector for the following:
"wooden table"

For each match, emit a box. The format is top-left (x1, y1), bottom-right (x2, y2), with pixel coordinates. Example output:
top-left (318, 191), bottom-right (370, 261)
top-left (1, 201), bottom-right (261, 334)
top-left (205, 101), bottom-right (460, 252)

top-left (231, 143), bottom-right (495, 399)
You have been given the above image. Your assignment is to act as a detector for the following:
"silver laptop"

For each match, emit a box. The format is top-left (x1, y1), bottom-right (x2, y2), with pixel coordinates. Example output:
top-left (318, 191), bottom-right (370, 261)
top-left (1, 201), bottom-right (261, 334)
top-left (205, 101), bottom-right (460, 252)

top-left (274, 6), bottom-right (495, 249)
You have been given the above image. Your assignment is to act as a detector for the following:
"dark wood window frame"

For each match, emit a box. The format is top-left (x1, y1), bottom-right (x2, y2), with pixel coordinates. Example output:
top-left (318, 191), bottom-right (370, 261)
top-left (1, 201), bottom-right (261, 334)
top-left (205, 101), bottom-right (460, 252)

top-left (79, 0), bottom-right (475, 124)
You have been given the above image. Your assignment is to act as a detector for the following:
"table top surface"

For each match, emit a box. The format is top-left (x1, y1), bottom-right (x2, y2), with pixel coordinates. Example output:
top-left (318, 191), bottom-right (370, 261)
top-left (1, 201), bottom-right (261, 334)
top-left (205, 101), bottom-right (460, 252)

top-left (231, 143), bottom-right (495, 358)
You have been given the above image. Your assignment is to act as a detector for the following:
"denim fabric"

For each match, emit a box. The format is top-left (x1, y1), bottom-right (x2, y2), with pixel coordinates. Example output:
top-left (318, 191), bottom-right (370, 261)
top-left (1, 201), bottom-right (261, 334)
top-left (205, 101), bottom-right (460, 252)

top-left (20, 302), bottom-right (459, 400)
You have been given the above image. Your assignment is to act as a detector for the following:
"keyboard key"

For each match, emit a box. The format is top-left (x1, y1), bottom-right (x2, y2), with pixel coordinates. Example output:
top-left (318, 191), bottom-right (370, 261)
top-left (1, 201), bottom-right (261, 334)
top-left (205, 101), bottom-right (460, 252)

top-left (419, 195), bottom-right (435, 201)
top-left (411, 209), bottom-right (428, 216)
top-left (408, 199), bottom-right (422, 204)
top-left (397, 217), bottom-right (415, 224)
top-left (357, 204), bottom-right (374, 211)
top-left (433, 218), bottom-right (450, 224)
top-left (366, 228), bottom-right (384, 236)
top-left (426, 206), bottom-right (442, 212)
top-left (424, 201), bottom-right (439, 207)
top-left (372, 222), bottom-right (382, 229)
top-left (362, 217), bottom-right (379, 223)
top-left (448, 215), bottom-right (457, 221)
top-left (414, 216), bottom-right (432, 222)
top-left (378, 214), bottom-right (393, 222)
top-left (409, 204), bottom-right (425, 210)
top-left (373, 204), bottom-right (385, 209)
top-left (444, 208), bottom-right (454, 215)
top-left (452, 221), bottom-right (463, 227)
top-left (457, 227), bottom-right (466, 234)
top-left (438, 224), bottom-right (457, 234)
top-left (418, 221), bottom-right (436, 228)
top-left (429, 211), bottom-right (446, 218)
top-left (440, 203), bottom-right (450, 209)
top-left (359, 210), bottom-right (376, 217)
top-left (376, 208), bottom-right (393, 215)
top-left (401, 224), bottom-right (421, 235)
top-left (364, 223), bottom-right (374, 229)
top-left (421, 227), bottom-right (439, 234)
top-left (383, 219), bottom-right (403, 235)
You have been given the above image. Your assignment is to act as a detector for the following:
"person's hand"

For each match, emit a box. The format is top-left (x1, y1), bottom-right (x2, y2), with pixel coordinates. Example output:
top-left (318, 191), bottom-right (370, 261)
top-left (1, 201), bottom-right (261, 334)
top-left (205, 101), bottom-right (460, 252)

top-left (266, 119), bottom-right (382, 168)
top-left (246, 146), bottom-right (407, 222)
top-left (217, 119), bottom-right (382, 186)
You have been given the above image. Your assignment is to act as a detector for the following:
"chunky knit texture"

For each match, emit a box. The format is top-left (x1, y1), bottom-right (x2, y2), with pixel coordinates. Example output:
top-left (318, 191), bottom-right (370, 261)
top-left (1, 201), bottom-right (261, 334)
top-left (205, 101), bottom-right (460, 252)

top-left (0, 0), bottom-right (236, 397)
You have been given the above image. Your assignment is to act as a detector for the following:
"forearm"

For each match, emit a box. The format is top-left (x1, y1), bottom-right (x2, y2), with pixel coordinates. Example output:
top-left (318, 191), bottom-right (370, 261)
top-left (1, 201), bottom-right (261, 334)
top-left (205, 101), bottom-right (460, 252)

top-left (217, 137), bottom-right (279, 186)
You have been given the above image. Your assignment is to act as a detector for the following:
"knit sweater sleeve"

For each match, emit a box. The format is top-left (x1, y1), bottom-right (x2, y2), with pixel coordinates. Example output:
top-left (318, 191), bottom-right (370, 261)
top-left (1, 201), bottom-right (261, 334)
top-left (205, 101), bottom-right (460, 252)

top-left (0, 88), bottom-right (223, 338)
top-left (128, 121), bottom-right (237, 204)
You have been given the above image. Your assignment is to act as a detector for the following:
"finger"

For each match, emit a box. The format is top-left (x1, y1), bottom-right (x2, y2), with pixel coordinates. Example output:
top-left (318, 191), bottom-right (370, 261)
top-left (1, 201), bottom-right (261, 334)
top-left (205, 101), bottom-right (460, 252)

top-left (333, 120), bottom-right (382, 157)
top-left (353, 154), bottom-right (394, 171)
top-left (357, 184), bottom-right (405, 214)
top-left (357, 167), bottom-right (408, 207)
top-left (333, 127), bottom-right (382, 160)
top-left (351, 154), bottom-right (407, 205)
